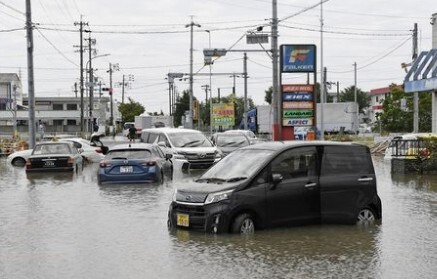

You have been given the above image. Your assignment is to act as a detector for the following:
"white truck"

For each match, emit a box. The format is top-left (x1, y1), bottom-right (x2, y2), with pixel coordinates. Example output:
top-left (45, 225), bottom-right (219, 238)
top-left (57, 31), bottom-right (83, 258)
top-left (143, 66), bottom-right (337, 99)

top-left (134, 115), bottom-right (173, 134)
top-left (316, 102), bottom-right (357, 134)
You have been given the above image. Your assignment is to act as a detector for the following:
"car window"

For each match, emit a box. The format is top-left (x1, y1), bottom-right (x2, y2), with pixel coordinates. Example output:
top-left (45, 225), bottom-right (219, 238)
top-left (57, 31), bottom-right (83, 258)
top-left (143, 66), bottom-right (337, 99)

top-left (141, 132), bottom-right (149, 143)
top-left (33, 144), bottom-right (71, 155)
top-left (271, 147), bottom-right (317, 180)
top-left (154, 146), bottom-right (165, 158)
top-left (321, 146), bottom-right (372, 176)
top-left (67, 140), bottom-right (82, 149)
top-left (147, 133), bottom-right (159, 144)
top-left (158, 134), bottom-right (170, 147)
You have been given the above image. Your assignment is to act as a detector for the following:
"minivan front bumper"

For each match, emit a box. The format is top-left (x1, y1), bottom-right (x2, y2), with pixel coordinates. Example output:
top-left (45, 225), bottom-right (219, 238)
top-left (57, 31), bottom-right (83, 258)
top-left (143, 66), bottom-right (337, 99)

top-left (168, 201), bottom-right (231, 233)
top-left (172, 157), bottom-right (221, 172)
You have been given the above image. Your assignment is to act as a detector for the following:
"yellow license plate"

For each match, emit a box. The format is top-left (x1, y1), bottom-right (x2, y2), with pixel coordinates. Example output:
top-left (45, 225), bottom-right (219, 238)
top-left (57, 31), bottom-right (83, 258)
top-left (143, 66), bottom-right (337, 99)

top-left (177, 213), bottom-right (189, 227)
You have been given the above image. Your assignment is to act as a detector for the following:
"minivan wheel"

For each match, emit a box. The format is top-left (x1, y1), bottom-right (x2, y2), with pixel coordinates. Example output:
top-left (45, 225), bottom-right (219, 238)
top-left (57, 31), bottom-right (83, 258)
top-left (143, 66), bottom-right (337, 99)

top-left (357, 208), bottom-right (376, 223)
top-left (232, 213), bottom-right (255, 234)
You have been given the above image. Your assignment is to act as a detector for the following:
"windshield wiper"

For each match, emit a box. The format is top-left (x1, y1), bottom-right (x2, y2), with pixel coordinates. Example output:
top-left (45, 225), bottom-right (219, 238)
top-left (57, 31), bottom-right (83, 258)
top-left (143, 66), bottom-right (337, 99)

top-left (181, 140), bottom-right (201, 147)
top-left (197, 177), bottom-right (226, 183)
top-left (226, 176), bottom-right (248, 182)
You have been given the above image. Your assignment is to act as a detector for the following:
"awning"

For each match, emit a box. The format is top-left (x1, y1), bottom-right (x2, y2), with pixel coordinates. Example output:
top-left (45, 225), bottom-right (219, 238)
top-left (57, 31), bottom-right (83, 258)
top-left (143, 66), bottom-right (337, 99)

top-left (404, 49), bottom-right (437, 93)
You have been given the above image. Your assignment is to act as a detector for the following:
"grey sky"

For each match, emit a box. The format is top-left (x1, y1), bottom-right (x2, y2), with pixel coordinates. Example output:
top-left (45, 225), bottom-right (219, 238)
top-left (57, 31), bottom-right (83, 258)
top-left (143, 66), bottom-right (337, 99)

top-left (1, 0), bottom-right (435, 114)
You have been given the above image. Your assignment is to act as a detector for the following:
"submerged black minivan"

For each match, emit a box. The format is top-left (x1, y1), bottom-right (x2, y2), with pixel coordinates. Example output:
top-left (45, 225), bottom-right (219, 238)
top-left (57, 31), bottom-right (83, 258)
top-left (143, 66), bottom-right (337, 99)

top-left (168, 141), bottom-right (382, 234)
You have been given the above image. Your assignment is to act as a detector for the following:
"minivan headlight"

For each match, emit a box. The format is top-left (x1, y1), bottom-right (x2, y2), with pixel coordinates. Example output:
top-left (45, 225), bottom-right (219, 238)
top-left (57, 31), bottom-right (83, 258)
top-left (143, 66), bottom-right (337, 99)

top-left (204, 189), bottom-right (233, 205)
top-left (215, 150), bottom-right (223, 159)
top-left (172, 189), bottom-right (177, 202)
top-left (173, 152), bottom-right (185, 159)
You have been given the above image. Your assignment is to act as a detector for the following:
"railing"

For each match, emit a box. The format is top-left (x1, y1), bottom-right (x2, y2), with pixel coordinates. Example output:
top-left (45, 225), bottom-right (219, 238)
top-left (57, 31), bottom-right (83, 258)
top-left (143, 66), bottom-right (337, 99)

top-left (390, 139), bottom-right (426, 158)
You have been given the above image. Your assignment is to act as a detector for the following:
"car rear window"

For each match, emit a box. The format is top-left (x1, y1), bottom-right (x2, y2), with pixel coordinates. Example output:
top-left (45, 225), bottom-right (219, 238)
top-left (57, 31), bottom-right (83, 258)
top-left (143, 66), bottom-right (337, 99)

top-left (106, 149), bottom-right (152, 160)
top-left (321, 145), bottom-right (373, 176)
top-left (32, 144), bottom-right (71, 155)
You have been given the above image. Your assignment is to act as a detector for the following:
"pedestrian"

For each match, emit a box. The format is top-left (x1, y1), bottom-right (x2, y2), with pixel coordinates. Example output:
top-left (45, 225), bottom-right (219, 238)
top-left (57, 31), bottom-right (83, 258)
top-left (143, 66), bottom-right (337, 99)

top-left (128, 125), bottom-right (137, 143)
top-left (39, 121), bottom-right (45, 141)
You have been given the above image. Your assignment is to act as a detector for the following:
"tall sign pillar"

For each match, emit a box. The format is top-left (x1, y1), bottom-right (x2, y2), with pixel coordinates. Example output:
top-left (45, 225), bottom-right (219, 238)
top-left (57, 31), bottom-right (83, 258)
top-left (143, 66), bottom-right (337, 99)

top-left (280, 45), bottom-right (317, 140)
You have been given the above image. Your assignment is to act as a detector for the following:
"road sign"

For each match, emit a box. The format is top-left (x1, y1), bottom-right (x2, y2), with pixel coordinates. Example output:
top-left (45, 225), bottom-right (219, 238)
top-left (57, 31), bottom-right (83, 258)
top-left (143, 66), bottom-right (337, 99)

top-left (203, 48), bottom-right (227, 57)
top-left (246, 34), bottom-right (269, 44)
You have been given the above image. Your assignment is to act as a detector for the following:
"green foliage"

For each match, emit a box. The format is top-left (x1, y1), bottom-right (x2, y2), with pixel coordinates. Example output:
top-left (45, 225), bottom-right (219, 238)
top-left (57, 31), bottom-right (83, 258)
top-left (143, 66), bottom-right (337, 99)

top-left (118, 97), bottom-right (145, 123)
top-left (173, 90), bottom-right (190, 127)
top-left (339, 86), bottom-right (370, 113)
top-left (264, 86), bottom-right (272, 104)
top-left (376, 84), bottom-right (432, 133)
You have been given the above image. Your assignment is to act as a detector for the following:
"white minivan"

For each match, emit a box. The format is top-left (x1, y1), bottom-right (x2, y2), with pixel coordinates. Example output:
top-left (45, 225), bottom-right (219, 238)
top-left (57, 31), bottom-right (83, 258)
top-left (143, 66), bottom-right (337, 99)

top-left (140, 128), bottom-right (222, 171)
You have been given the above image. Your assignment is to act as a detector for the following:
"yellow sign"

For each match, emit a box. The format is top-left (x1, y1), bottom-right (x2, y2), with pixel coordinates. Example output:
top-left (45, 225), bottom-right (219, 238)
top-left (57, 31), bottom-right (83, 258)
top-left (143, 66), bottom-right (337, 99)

top-left (212, 103), bottom-right (235, 127)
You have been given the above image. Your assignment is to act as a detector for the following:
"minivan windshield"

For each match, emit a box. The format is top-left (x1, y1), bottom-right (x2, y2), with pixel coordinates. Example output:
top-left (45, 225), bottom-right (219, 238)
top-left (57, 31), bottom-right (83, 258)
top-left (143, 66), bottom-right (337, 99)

top-left (167, 132), bottom-right (212, 148)
top-left (198, 148), bottom-right (274, 183)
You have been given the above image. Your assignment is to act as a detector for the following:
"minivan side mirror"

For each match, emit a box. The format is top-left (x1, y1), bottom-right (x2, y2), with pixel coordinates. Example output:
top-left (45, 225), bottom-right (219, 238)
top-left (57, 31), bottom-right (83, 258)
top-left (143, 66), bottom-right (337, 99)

top-left (270, 173), bottom-right (283, 190)
top-left (165, 153), bottom-right (173, 160)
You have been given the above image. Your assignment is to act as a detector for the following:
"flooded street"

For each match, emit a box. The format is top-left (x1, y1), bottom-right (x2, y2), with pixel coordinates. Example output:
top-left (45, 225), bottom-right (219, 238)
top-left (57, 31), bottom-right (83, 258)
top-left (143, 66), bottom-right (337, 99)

top-left (0, 156), bottom-right (436, 279)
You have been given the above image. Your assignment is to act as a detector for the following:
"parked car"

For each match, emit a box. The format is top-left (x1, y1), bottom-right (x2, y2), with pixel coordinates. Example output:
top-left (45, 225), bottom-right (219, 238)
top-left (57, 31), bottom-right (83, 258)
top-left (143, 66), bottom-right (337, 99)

top-left (168, 141), bottom-right (382, 234)
top-left (59, 138), bottom-right (107, 162)
top-left (25, 142), bottom-right (83, 172)
top-left (210, 133), bottom-right (250, 156)
top-left (7, 149), bottom-right (33, 166)
top-left (223, 129), bottom-right (261, 144)
top-left (97, 143), bottom-right (173, 185)
top-left (140, 128), bottom-right (222, 171)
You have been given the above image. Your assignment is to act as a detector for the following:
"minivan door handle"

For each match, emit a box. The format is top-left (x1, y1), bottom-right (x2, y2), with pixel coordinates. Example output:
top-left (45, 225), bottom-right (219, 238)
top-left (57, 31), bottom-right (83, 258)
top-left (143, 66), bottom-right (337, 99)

top-left (358, 177), bottom-right (373, 182)
top-left (305, 182), bottom-right (317, 188)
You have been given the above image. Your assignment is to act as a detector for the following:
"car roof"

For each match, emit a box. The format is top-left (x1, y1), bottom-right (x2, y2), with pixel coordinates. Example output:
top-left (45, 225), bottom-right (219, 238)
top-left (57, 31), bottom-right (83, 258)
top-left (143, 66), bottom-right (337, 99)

top-left (109, 143), bottom-right (157, 151)
top-left (240, 140), bottom-right (367, 152)
top-left (141, 127), bottom-right (202, 134)
top-left (35, 141), bottom-right (73, 146)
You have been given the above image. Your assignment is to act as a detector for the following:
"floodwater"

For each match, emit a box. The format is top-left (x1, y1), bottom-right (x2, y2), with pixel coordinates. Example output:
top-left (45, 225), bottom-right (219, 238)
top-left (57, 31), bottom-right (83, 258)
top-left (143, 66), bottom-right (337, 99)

top-left (0, 156), bottom-right (436, 279)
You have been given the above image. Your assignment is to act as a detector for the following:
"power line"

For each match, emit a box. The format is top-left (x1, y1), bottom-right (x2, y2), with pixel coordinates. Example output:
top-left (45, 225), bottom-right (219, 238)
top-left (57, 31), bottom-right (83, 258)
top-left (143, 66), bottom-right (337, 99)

top-left (0, 1), bottom-right (25, 16)
top-left (0, 27), bottom-right (24, 32)
top-left (35, 28), bottom-right (79, 66)
top-left (0, 9), bottom-right (23, 21)
top-left (279, 24), bottom-right (411, 37)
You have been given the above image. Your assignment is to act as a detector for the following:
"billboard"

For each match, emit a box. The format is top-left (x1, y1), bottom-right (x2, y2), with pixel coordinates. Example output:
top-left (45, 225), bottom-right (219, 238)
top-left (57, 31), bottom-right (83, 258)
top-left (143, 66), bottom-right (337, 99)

top-left (283, 118), bottom-right (314, 126)
top-left (283, 101), bottom-right (313, 109)
top-left (212, 103), bottom-right (235, 127)
top-left (281, 45), bottom-right (316, 73)
top-left (282, 93), bottom-right (313, 101)
top-left (283, 110), bottom-right (313, 118)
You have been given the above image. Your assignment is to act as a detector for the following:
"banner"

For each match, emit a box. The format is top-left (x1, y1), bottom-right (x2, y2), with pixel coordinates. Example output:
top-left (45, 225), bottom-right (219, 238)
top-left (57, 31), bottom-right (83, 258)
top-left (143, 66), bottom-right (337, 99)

top-left (281, 45), bottom-right (316, 73)
top-left (282, 118), bottom-right (313, 126)
top-left (282, 84), bottom-right (313, 92)
top-left (212, 103), bottom-right (235, 127)
top-left (283, 110), bottom-right (313, 118)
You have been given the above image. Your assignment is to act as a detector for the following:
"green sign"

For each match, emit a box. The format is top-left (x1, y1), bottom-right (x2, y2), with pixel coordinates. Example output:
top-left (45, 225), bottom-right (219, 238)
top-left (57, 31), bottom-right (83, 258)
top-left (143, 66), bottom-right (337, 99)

top-left (283, 109), bottom-right (313, 118)
top-left (212, 103), bottom-right (235, 127)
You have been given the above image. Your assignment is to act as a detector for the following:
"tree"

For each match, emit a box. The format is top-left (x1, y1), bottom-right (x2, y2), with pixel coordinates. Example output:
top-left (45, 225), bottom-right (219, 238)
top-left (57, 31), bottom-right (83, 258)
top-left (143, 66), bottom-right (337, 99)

top-left (264, 86), bottom-right (272, 104)
top-left (118, 97), bottom-right (145, 123)
top-left (376, 84), bottom-right (432, 133)
top-left (173, 90), bottom-right (190, 127)
top-left (338, 86), bottom-right (370, 113)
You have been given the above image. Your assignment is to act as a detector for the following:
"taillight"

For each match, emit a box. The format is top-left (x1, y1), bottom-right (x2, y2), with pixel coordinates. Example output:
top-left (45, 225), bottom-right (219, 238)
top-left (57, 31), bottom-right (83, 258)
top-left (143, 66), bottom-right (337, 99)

top-left (95, 147), bottom-right (102, 153)
top-left (67, 157), bottom-right (74, 167)
top-left (25, 160), bottom-right (32, 169)
top-left (100, 160), bottom-right (111, 168)
top-left (141, 161), bottom-right (156, 167)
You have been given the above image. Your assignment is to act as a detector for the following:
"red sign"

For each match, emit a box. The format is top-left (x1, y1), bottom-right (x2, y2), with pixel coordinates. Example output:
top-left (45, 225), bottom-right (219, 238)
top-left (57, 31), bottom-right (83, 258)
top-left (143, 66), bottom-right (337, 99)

top-left (282, 84), bottom-right (313, 93)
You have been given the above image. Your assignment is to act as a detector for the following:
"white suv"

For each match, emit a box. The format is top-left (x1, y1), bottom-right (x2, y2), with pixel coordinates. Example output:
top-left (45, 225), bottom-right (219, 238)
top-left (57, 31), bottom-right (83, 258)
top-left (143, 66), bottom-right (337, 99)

top-left (140, 128), bottom-right (222, 171)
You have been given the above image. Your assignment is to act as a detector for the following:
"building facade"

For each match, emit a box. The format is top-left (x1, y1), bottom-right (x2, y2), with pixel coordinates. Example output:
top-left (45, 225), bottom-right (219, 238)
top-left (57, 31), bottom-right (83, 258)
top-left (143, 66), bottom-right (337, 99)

top-left (0, 73), bottom-right (23, 111)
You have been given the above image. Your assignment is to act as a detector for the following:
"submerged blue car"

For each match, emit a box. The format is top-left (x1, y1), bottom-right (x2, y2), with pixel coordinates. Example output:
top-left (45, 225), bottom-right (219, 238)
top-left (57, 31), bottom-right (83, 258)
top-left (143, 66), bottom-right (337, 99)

top-left (97, 143), bottom-right (173, 185)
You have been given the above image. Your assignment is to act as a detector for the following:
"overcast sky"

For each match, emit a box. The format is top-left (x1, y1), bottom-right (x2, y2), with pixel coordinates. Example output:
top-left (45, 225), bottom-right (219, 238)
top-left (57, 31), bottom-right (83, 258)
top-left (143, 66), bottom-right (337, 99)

top-left (1, 0), bottom-right (435, 114)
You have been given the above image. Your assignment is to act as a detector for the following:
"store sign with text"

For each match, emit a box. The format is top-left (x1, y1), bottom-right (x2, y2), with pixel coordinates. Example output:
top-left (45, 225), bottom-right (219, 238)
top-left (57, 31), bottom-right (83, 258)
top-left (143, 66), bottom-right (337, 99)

top-left (282, 101), bottom-right (313, 109)
top-left (282, 93), bottom-right (313, 101)
top-left (283, 110), bottom-right (313, 118)
top-left (281, 45), bottom-right (316, 73)
top-left (282, 118), bottom-right (313, 126)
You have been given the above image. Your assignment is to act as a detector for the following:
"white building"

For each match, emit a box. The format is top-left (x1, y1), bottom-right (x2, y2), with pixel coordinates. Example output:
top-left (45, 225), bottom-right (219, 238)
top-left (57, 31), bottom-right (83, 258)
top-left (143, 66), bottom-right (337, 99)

top-left (0, 73), bottom-right (23, 111)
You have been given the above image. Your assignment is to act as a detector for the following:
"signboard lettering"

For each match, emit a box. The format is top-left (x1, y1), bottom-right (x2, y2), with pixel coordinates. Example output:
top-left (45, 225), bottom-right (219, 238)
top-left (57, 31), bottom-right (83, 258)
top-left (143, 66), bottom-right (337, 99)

top-left (282, 85), bottom-right (314, 92)
top-left (283, 101), bottom-right (313, 109)
top-left (281, 45), bottom-right (316, 73)
top-left (283, 110), bottom-right (313, 118)
top-left (212, 103), bottom-right (235, 126)
top-left (282, 118), bottom-right (313, 126)
top-left (282, 93), bottom-right (313, 101)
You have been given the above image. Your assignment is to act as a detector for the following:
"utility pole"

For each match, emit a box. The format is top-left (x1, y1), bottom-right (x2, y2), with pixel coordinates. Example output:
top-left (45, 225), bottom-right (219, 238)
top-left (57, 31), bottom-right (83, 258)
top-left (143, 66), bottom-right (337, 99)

top-left (201, 84), bottom-right (209, 105)
top-left (121, 74), bottom-right (125, 104)
top-left (243, 52), bottom-right (248, 130)
top-left (12, 84), bottom-right (17, 138)
top-left (25, 0), bottom-right (36, 148)
top-left (271, 0), bottom-right (280, 140)
top-left (168, 76), bottom-right (172, 115)
top-left (336, 81), bottom-right (339, 102)
top-left (109, 63), bottom-right (114, 137)
top-left (186, 18), bottom-right (201, 129)
top-left (74, 82), bottom-right (78, 98)
top-left (354, 62), bottom-right (358, 135)
top-left (74, 17), bottom-right (88, 137)
top-left (412, 23), bottom-right (419, 133)
top-left (87, 32), bottom-right (94, 138)
top-left (320, 0), bottom-right (325, 140)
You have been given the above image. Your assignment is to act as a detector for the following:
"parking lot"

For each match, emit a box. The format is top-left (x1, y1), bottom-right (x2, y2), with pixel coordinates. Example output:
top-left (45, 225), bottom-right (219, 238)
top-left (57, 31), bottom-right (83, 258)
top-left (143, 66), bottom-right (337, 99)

top-left (1, 144), bottom-right (437, 278)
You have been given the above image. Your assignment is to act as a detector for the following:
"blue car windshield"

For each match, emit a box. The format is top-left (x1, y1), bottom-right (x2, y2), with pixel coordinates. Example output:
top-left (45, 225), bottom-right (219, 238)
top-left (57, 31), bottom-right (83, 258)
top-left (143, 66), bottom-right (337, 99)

top-left (200, 149), bottom-right (274, 181)
top-left (106, 149), bottom-right (152, 160)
